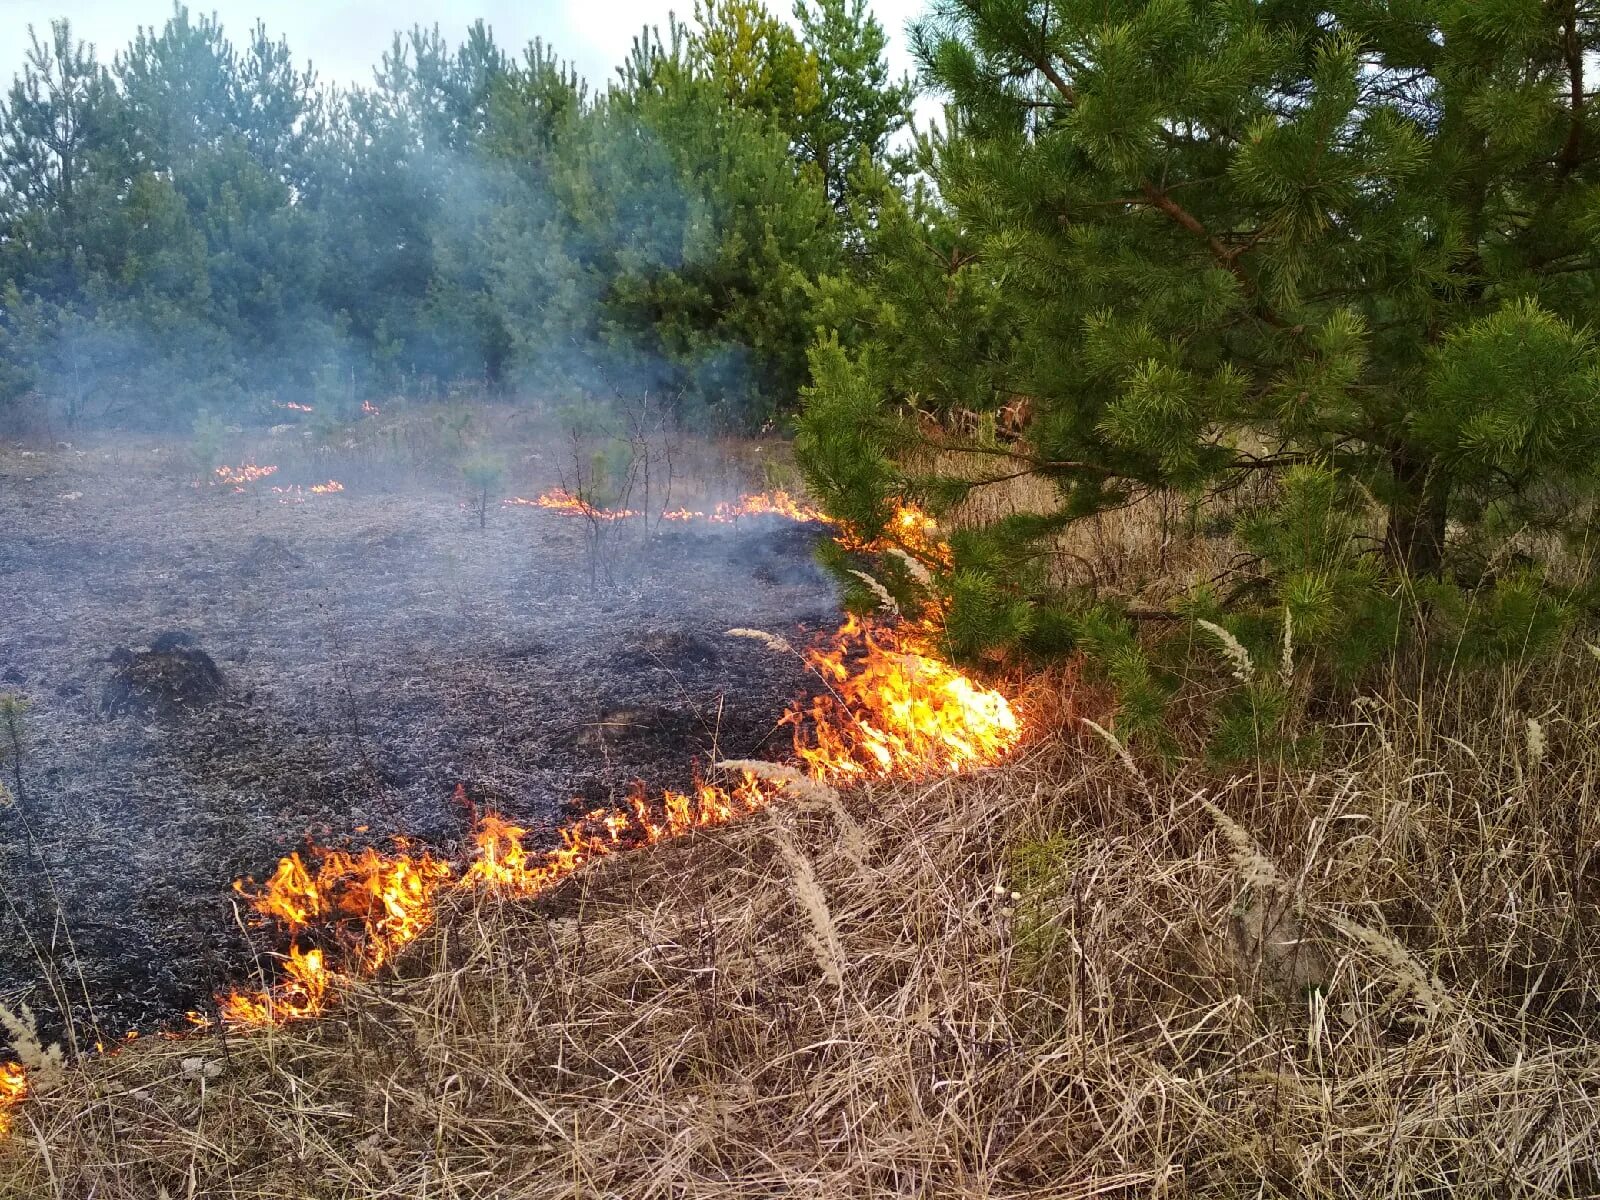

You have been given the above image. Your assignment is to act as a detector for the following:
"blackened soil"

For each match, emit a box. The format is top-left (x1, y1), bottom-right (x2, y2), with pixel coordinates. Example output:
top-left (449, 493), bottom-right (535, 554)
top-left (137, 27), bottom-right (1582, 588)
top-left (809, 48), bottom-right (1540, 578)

top-left (0, 442), bottom-right (838, 1042)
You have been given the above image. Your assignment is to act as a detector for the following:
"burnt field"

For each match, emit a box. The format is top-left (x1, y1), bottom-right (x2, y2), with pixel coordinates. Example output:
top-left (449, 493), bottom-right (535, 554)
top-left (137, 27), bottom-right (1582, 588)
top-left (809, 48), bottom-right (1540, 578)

top-left (0, 438), bottom-right (838, 1040)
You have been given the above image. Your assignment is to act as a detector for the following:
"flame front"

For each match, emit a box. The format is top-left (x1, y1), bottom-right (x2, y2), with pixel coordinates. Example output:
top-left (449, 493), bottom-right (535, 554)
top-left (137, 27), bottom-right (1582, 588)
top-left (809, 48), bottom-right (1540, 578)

top-left (212, 462), bottom-right (278, 491)
top-left (219, 842), bottom-right (451, 1024)
top-left (504, 488), bottom-right (639, 521)
top-left (271, 480), bottom-right (345, 504)
top-left (790, 614), bottom-right (1018, 780)
top-left (217, 495), bottom-right (1020, 1028)
top-left (508, 488), bottom-right (825, 525)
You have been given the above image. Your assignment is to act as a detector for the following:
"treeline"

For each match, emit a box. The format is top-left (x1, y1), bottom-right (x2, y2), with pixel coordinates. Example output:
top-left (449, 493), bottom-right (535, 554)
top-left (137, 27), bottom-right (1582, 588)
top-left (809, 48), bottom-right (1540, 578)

top-left (0, 1), bottom-right (910, 429)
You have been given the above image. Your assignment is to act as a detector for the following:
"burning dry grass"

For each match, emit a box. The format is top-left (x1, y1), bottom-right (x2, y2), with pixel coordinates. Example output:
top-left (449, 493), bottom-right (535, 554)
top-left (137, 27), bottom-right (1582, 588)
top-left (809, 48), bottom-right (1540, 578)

top-left (508, 486), bottom-right (827, 525)
top-left (200, 598), bottom-right (1021, 1030)
top-left (3, 657), bottom-right (1599, 1197)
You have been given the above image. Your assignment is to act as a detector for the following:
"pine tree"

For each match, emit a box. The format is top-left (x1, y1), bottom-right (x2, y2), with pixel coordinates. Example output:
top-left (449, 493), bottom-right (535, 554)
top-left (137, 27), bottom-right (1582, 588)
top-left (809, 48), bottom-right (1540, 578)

top-left (798, 0), bottom-right (1600, 748)
top-left (792, 0), bottom-right (914, 209)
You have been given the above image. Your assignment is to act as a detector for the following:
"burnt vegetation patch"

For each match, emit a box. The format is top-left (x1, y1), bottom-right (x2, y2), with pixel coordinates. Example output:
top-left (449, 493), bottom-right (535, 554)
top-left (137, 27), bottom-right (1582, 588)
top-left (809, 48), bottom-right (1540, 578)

top-left (0, 441), bottom-right (839, 1041)
top-left (100, 635), bottom-right (226, 718)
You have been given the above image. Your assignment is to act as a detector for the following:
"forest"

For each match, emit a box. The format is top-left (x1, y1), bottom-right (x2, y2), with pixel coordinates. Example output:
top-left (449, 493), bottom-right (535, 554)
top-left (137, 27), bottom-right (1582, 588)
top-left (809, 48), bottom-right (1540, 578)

top-left (0, 0), bottom-right (908, 429)
top-left (4, 2), bottom-right (1600, 1197)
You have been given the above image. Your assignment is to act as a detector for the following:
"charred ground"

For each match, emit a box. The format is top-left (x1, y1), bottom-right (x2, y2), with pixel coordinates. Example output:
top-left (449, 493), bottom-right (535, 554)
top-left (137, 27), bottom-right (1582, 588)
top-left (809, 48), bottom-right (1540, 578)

top-left (0, 438), bottom-right (838, 1040)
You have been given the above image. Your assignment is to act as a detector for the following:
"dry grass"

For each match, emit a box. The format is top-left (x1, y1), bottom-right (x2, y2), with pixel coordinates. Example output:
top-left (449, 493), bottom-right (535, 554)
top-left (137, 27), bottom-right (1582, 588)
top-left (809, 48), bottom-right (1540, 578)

top-left (3, 650), bottom-right (1599, 1197)
top-left (919, 448), bottom-right (1256, 606)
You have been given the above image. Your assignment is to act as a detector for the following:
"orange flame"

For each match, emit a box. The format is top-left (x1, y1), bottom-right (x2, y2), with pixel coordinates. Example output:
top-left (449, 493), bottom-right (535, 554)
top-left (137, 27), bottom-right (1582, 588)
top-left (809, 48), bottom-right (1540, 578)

top-left (362, 400), bottom-right (381, 416)
top-left (271, 480), bottom-right (345, 504)
top-left (0, 1062), bottom-right (25, 1136)
top-left (510, 488), bottom-right (826, 525)
top-left (216, 495), bottom-right (1020, 1029)
top-left (789, 614), bottom-right (1018, 780)
top-left (212, 462), bottom-right (278, 491)
top-left (219, 842), bottom-right (451, 1024)
top-left (512, 488), bottom-right (640, 521)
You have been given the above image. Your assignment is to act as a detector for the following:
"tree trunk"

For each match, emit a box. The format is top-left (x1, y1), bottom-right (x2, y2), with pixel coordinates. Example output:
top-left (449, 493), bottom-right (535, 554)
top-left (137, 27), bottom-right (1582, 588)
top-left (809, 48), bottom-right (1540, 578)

top-left (1385, 450), bottom-right (1450, 577)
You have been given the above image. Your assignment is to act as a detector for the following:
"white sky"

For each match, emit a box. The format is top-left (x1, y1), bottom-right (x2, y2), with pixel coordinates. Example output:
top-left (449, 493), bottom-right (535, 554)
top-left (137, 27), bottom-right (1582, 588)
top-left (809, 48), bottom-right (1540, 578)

top-left (1, 0), bottom-right (932, 99)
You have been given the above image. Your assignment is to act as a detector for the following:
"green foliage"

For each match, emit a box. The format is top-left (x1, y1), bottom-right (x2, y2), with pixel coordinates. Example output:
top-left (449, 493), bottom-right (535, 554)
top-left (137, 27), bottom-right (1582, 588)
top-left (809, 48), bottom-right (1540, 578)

top-left (0, 4), bottom-right (910, 431)
top-left (797, 0), bottom-right (1600, 759)
top-left (792, 0), bottom-right (914, 209)
top-left (794, 336), bottom-right (900, 536)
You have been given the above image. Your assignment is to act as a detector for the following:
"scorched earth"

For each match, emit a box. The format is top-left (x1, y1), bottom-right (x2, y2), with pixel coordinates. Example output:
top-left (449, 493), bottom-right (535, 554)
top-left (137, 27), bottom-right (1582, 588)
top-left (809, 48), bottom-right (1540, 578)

top-left (0, 437), bottom-right (840, 1040)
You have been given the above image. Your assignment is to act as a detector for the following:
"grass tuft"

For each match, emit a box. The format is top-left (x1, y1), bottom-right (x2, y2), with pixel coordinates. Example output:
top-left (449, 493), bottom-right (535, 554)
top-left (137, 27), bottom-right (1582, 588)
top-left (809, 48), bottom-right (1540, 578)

top-left (2, 663), bottom-right (1599, 1196)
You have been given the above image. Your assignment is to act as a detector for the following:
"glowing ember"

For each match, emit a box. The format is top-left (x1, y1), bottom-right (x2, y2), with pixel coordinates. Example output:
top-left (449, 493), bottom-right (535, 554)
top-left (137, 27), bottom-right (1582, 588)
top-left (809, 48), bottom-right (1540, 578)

top-left (0, 1062), bottom-right (25, 1136)
top-left (362, 400), bottom-right (380, 416)
top-left (275, 401), bottom-right (314, 413)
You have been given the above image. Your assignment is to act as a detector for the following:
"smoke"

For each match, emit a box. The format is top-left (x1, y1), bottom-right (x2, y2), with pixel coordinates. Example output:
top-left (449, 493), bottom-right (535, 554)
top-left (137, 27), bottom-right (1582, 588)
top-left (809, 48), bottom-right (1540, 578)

top-left (0, 11), bottom-right (811, 440)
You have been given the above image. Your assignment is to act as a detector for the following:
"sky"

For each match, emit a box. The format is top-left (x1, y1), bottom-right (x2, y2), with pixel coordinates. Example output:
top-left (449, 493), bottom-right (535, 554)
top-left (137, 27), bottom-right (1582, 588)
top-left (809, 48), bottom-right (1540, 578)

top-left (2, 0), bottom-right (932, 99)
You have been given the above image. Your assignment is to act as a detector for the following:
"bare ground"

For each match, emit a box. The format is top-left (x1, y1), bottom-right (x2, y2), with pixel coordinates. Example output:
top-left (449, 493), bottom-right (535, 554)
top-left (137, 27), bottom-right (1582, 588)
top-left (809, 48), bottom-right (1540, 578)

top-left (0, 438), bottom-right (838, 1041)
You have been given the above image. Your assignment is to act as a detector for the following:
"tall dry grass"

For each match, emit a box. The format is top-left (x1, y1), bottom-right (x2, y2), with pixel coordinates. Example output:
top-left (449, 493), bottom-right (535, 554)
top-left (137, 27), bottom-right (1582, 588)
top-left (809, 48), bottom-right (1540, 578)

top-left (2, 645), bottom-right (1598, 1197)
top-left (919, 448), bottom-right (1262, 608)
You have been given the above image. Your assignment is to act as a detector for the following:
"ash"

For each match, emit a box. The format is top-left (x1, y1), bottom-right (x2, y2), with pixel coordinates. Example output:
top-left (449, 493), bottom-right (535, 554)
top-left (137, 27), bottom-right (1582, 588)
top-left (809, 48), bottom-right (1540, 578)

top-left (0, 443), bottom-right (838, 1041)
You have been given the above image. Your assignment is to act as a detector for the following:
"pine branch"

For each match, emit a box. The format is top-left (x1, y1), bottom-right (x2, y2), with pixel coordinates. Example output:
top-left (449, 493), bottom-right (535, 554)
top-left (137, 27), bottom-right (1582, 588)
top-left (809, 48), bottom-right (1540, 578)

top-left (1021, 46), bottom-right (1294, 331)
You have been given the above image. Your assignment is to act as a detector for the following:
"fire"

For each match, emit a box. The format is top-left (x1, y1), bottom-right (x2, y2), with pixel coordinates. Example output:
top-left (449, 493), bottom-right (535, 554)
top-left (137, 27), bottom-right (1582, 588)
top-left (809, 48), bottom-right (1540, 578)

top-left (0, 1062), bottom-right (25, 1136)
top-left (0, 487), bottom-right (1010, 1119)
top-left (515, 485), bottom-right (943, 578)
top-left (274, 401), bottom-right (314, 413)
top-left (210, 490), bottom-right (1019, 1031)
top-left (510, 488), bottom-right (826, 525)
top-left (212, 462), bottom-right (278, 491)
top-left (219, 842), bottom-right (451, 1024)
top-left (789, 614), bottom-right (1019, 780)
top-left (208, 466), bottom-right (343, 503)
top-left (271, 480), bottom-right (345, 504)
top-left (655, 490), bottom-right (827, 524)
top-left (715, 490), bottom-right (826, 522)
top-left (221, 614), bottom-right (1018, 1026)
top-left (835, 500), bottom-right (953, 572)
top-left (506, 488), bottom-right (640, 521)
top-left (362, 400), bottom-right (381, 416)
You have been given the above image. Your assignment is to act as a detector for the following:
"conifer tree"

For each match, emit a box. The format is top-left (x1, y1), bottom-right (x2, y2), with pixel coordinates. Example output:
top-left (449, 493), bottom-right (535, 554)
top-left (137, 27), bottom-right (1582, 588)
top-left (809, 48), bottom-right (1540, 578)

top-left (798, 0), bottom-right (1600, 746)
top-left (793, 0), bottom-right (914, 208)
